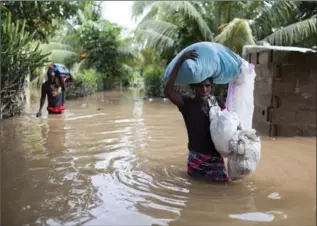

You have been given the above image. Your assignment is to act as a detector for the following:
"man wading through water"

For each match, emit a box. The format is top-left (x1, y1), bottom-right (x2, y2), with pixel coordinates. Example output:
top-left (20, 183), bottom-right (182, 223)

top-left (36, 66), bottom-right (72, 117)
top-left (165, 49), bottom-right (229, 182)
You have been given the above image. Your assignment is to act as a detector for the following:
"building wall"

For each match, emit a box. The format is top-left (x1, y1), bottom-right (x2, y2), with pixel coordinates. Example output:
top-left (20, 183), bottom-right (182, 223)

top-left (245, 48), bottom-right (317, 137)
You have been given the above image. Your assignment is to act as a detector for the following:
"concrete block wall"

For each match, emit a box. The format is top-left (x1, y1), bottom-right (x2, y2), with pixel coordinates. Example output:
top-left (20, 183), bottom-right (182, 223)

top-left (243, 46), bottom-right (317, 137)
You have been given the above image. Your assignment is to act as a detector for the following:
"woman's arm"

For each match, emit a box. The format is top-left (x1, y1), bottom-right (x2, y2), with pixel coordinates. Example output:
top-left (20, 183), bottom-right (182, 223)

top-left (36, 84), bottom-right (47, 117)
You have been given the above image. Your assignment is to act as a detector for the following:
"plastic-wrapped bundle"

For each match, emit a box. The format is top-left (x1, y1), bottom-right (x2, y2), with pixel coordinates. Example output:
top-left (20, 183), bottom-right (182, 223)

top-left (226, 60), bottom-right (256, 130)
top-left (209, 106), bottom-right (240, 157)
top-left (209, 60), bottom-right (256, 156)
top-left (209, 107), bottom-right (261, 180)
top-left (227, 130), bottom-right (261, 181)
top-left (46, 63), bottom-right (72, 87)
top-left (162, 42), bottom-right (243, 85)
top-left (48, 63), bottom-right (70, 77)
top-left (209, 60), bottom-right (261, 180)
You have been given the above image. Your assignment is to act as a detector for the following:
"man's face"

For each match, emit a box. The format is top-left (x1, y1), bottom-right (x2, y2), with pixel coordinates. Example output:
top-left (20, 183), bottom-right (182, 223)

top-left (194, 79), bottom-right (212, 98)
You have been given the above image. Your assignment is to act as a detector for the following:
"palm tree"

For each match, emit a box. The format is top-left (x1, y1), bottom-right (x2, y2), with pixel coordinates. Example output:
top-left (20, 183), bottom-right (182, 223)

top-left (28, 2), bottom-right (100, 86)
top-left (132, 1), bottom-right (317, 56)
top-left (30, 1), bottom-right (138, 88)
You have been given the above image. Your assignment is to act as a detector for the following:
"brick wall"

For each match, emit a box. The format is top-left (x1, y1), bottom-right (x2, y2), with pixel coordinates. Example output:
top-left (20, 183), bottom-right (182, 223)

top-left (244, 46), bottom-right (317, 137)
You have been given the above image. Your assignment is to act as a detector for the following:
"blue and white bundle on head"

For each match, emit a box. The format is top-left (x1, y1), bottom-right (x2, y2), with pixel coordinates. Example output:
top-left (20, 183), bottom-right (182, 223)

top-left (162, 42), bottom-right (243, 85)
top-left (49, 63), bottom-right (70, 77)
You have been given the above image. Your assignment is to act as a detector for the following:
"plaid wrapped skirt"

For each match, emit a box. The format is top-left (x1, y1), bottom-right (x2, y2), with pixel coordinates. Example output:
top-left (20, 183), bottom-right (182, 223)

top-left (187, 150), bottom-right (228, 182)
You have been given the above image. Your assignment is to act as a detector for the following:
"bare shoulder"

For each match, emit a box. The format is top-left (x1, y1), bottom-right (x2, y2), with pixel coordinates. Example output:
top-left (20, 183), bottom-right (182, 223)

top-left (177, 94), bottom-right (194, 111)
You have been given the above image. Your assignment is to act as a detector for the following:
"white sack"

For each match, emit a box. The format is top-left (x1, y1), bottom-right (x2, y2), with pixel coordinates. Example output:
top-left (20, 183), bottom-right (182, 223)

top-left (226, 60), bottom-right (256, 130)
top-left (209, 60), bottom-right (261, 180)
top-left (209, 106), bottom-right (240, 157)
top-left (227, 130), bottom-right (261, 181)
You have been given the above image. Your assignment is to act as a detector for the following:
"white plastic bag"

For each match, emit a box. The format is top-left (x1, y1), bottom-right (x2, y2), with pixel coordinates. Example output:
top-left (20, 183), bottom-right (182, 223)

top-left (227, 130), bottom-right (261, 181)
top-left (209, 106), bottom-right (262, 180)
top-left (208, 59), bottom-right (261, 180)
top-left (226, 60), bottom-right (256, 130)
top-left (209, 106), bottom-right (241, 157)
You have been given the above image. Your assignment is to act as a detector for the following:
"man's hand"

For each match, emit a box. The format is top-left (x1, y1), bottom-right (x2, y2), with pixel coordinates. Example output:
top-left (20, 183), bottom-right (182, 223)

top-left (36, 112), bottom-right (42, 117)
top-left (52, 90), bottom-right (59, 96)
top-left (164, 49), bottom-right (198, 108)
top-left (178, 49), bottom-right (198, 64)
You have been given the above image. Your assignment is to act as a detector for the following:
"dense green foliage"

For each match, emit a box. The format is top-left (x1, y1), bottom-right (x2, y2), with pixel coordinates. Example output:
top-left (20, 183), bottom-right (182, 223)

top-left (143, 65), bottom-right (165, 97)
top-left (1, 1), bottom-right (316, 120)
top-left (133, 1), bottom-right (317, 54)
top-left (65, 68), bottom-right (103, 99)
top-left (4, 1), bottom-right (136, 103)
top-left (77, 21), bottom-right (121, 77)
top-left (0, 12), bottom-right (49, 119)
top-left (33, 1), bottom-right (137, 93)
top-left (1, 1), bottom-right (81, 41)
top-left (132, 1), bottom-right (317, 97)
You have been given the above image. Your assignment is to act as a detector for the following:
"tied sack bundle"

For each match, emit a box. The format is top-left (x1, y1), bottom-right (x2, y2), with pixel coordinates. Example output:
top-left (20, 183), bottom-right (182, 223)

top-left (209, 60), bottom-right (261, 181)
top-left (209, 107), bottom-right (261, 180)
top-left (162, 42), bottom-right (243, 85)
top-left (228, 130), bottom-right (261, 181)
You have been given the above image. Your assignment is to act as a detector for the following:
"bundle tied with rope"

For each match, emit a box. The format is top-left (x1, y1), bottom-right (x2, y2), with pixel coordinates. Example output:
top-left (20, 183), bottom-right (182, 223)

top-left (228, 130), bottom-right (261, 181)
top-left (209, 60), bottom-right (261, 181)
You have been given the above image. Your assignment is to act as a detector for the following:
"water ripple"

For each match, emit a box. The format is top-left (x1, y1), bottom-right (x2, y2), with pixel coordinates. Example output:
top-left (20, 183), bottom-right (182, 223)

top-left (1, 92), bottom-right (316, 226)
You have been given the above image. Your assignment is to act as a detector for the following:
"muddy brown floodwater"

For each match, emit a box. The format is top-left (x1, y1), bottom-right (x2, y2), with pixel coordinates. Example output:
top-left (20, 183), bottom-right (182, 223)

top-left (1, 89), bottom-right (316, 226)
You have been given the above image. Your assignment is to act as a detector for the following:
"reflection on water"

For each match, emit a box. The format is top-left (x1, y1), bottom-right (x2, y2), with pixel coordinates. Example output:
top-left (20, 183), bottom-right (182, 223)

top-left (1, 90), bottom-right (316, 225)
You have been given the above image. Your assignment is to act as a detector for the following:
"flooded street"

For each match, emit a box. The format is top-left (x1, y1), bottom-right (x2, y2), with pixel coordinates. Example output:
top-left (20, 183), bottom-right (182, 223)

top-left (1, 90), bottom-right (316, 226)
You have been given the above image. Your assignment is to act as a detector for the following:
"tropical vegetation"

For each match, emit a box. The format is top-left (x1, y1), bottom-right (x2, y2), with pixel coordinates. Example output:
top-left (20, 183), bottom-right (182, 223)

top-left (1, 1), bottom-right (316, 119)
top-left (132, 0), bottom-right (316, 96)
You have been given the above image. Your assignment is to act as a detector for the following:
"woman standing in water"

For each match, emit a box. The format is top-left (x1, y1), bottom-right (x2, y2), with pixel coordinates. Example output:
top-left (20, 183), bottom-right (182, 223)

top-left (36, 66), bottom-right (72, 117)
top-left (164, 49), bottom-right (228, 182)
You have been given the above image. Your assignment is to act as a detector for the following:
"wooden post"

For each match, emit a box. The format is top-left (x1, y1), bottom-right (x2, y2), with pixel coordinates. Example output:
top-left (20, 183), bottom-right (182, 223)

top-left (120, 75), bottom-right (122, 92)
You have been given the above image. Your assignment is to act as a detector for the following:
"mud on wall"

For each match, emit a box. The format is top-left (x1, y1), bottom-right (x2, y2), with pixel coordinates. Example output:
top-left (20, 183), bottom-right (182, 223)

top-left (244, 46), bottom-right (317, 137)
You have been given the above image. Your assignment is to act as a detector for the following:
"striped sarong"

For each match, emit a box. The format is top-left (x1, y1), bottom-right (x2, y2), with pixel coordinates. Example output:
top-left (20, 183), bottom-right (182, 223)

top-left (187, 150), bottom-right (228, 182)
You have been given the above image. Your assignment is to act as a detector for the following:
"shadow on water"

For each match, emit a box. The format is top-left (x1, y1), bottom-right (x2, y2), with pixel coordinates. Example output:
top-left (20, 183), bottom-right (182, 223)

top-left (1, 89), bottom-right (316, 225)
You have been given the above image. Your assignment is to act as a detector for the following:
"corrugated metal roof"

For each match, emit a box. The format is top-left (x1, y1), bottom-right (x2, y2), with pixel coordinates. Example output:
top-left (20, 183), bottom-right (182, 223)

top-left (242, 45), bottom-right (317, 57)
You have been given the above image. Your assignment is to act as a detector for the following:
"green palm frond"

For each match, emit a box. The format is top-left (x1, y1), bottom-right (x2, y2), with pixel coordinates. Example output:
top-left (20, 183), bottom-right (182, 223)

top-left (243, 1), bottom-right (265, 19)
top-left (214, 2), bottom-right (234, 26)
top-left (71, 59), bottom-right (88, 76)
top-left (263, 16), bottom-right (317, 46)
top-left (137, 19), bottom-right (178, 38)
top-left (133, 1), bottom-right (213, 40)
top-left (164, 1), bottom-right (213, 40)
top-left (49, 49), bottom-right (79, 66)
top-left (39, 42), bottom-right (78, 54)
top-left (255, 1), bottom-right (297, 24)
top-left (77, 9), bottom-right (87, 25)
top-left (0, 4), bottom-right (9, 12)
top-left (214, 18), bottom-right (255, 54)
top-left (52, 36), bottom-right (80, 50)
top-left (135, 28), bottom-right (175, 52)
top-left (117, 46), bottom-right (138, 67)
top-left (121, 63), bottom-right (134, 72)
top-left (252, 1), bottom-right (298, 39)
top-left (36, 41), bottom-right (80, 68)
top-left (131, 1), bottom-right (156, 22)
top-left (138, 3), bottom-right (161, 23)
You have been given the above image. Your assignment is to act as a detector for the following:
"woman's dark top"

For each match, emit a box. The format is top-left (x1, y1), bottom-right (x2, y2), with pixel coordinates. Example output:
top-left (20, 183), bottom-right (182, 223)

top-left (178, 95), bottom-right (225, 156)
top-left (41, 81), bottom-right (65, 107)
